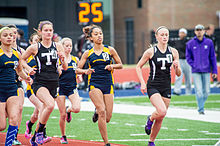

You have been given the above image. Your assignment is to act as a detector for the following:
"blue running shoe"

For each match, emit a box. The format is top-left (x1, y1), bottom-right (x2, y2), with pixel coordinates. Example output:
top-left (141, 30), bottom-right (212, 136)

top-left (29, 139), bottom-right (38, 146)
top-left (148, 141), bottom-right (155, 146)
top-left (35, 132), bottom-right (44, 145)
top-left (145, 115), bottom-right (153, 135)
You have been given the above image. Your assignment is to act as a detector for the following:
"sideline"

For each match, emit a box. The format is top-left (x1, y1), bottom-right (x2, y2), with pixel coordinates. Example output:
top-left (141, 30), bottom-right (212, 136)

top-left (23, 98), bottom-right (220, 123)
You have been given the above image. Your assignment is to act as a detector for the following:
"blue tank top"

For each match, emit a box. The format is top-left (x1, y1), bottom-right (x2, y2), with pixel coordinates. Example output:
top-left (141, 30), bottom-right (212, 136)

top-left (87, 45), bottom-right (114, 86)
top-left (59, 56), bottom-right (77, 88)
top-left (0, 48), bottom-right (19, 85)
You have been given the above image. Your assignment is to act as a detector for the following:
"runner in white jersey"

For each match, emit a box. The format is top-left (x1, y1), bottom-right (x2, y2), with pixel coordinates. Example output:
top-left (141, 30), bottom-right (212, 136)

top-left (21, 20), bottom-right (68, 145)
top-left (136, 26), bottom-right (181, 146)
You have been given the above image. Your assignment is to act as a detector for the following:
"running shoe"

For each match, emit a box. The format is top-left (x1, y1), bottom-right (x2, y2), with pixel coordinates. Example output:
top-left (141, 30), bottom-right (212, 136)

top-left (35, 132), bottom-right (44, 145)
top-left (25, 120), bottom-right (32, 139)
top-left (145, 115), bottom-right (153, 135)
top-left (12, 139), bottom-right (21, 145)
top-left (148, 141), bottom-right (155, 146)
top-left (92, 110), bottom-right (98, 123)
top-left (105, 143), bottom-right (111, 146)
top-left (29, 139), bottom-right (38, 146)
top-left (60, 136), bottom-right (68, 144)
top-left (43, 136), bottom-right (52, 143)
top-left (66, 106), bottom-right (72, 123)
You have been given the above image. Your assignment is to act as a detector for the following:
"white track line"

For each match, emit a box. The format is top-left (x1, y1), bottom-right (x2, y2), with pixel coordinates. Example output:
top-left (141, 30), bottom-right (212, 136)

top-left (214, 140), bottom-right (220, 146)
top-left (92, 138), bottom-right (220, 142)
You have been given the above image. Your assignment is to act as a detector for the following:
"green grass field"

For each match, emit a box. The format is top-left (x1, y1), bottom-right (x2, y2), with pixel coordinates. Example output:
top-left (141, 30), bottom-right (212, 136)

top-left (114, 94), bottom-right (220, 111)
top-left (1, 94), bottom-right (220, 146)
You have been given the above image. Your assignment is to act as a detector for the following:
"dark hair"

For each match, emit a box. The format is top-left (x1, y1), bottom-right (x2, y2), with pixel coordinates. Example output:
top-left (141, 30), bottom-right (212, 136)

top-left (83, 24), bottom-right (102, 40)
top-left (17, 29), bottom-right (24, 37)
top-left (29, 32), bottom-right (38, 43)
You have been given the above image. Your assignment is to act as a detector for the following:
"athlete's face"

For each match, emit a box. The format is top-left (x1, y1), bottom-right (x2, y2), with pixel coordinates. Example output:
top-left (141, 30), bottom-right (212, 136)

top-left (0, 29), bottom-right (13, 46)
top-left (63, 40), bottom-right (72, 55)
top-left (31, 35), bottom-right (39, 44)
top-left (156, 28), bottom-right (169, 44)
top-left (40, 24), bottom-right (54, 40)
top-left (10, 27), bottom-right (18, 43)
top-left (91, 28), bottom-right (103, 45)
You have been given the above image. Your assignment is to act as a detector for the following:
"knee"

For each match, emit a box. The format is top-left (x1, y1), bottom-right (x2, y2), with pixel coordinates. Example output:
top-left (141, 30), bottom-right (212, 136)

top-left (71, 107), bottom-right (80, 113)
top-left (60, 113), bottom-right (66, 121)
top-left (158, 109), bottom-right (167, 119)
top-left (46, 102), bottom-right (55, 112)
top-left (97, 109), bottom-right (106, 118)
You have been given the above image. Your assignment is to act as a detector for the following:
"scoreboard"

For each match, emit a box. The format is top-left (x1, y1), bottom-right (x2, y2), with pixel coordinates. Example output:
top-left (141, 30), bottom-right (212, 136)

top-left (76, 1), bottom-right (103, 24)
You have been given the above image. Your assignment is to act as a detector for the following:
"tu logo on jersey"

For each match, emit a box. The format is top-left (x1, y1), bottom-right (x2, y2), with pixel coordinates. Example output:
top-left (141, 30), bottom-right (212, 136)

top-left (157, 54), bottom-right (172, 70)
top-left (41, 49), bottom-right (58, 65)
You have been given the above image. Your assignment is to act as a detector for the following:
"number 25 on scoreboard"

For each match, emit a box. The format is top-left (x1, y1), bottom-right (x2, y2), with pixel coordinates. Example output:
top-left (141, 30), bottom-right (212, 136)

top-left (77, 2), bottom-right (103, 24)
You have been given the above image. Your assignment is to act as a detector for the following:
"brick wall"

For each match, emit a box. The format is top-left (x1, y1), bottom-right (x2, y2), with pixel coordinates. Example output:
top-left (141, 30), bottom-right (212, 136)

top-left (114, 0), bottom-right (220, 64)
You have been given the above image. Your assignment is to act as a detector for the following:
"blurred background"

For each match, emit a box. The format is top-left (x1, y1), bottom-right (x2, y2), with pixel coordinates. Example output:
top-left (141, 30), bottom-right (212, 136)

top-left (0, 0), bottom-right (220, 64)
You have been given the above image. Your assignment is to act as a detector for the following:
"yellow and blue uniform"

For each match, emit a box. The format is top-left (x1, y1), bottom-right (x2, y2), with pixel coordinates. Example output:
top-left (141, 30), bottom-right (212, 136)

top-left (0, 48), bottom-right (19, 102)
top-left (88, 45), bottom-right (114, 94)
top-left (58, 56), bottom-right (78, 97)
top-left (26, 55), bottom-right (36, 98)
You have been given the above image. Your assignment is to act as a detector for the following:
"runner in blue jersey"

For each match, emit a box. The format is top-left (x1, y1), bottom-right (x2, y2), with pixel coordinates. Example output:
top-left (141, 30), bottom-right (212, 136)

top-left (56, 37), bottom-right (81, 144)
top-left (76, 24), bottom-right (123, 146)
top-left (0, 27), bottom-right (32, 146)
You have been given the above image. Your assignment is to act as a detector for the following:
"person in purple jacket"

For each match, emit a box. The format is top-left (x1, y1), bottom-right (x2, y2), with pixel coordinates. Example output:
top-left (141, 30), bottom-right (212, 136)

top-left (186, 24), bottom-right (218, 115)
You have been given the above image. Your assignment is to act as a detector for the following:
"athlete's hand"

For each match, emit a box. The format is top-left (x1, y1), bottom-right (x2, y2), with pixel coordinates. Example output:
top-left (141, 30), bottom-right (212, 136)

top-left (28, 68), bottom-right (37, 75)
top-left (105, 65), bottom-right (113, 71)
top-left (85, 68), bottom-right (95, 75)
top-left (140, 83), bottom-right (147, 95)
top-left (173, 60), bottom-right (179, 70)
top-left (58, 52), bottom-right (65, 63)
top-left (77, 74), bottom-right (83, 83)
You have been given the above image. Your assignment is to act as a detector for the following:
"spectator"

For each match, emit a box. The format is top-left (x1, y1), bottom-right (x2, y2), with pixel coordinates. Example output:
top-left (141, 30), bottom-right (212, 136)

top-left (186, 24), bottom-right (218, 115)
top-left (173, 28), bottom-right (192, 95)
top-left (17, 29), bottom-right (28, 50)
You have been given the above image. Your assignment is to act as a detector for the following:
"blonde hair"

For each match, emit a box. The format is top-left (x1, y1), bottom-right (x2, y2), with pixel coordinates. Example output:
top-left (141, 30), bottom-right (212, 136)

top-left (0, 27), bottom-right (11, 37)
top-left (60, 37), bottom-right (72, 46)
top-left (155, 26), bottom-right (168, 35)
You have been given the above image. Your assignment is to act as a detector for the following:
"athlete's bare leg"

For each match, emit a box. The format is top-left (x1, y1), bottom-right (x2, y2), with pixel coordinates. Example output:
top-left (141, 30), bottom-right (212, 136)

top-left (149, 94), bottom-right (170, 142)
top-left (89, 88), bottom-right (109, 144)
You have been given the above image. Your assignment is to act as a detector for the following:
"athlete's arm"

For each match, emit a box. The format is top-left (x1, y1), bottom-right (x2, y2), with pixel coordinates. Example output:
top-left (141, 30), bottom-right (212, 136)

top-left (21, 44), bottom-right (38, 75)
top-left (171, 47), bottom-right (181, 77)
top-left (76, 50), bottom-right (94, 75)
top-left (105, 46), bottom-right (123, 71)
top-left (56, 42), bottom-right (68, 70)
top-left (136, 48), bottom-right (153, 95)
top-left (16, 52), bottom-right (33, 85)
